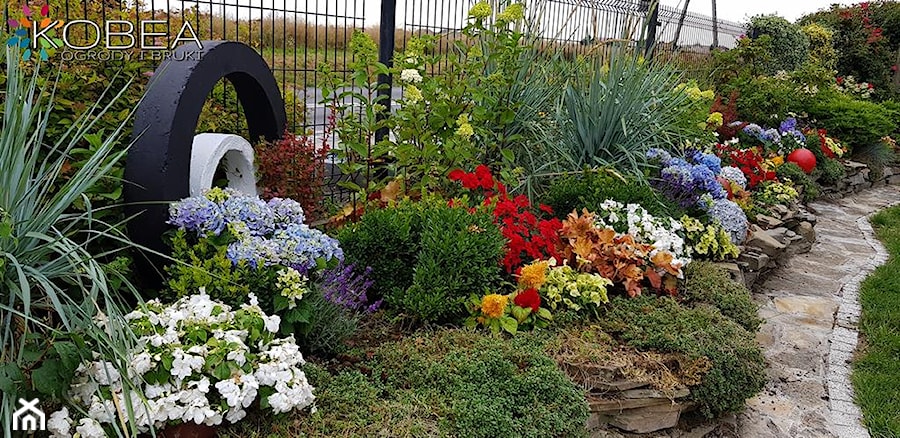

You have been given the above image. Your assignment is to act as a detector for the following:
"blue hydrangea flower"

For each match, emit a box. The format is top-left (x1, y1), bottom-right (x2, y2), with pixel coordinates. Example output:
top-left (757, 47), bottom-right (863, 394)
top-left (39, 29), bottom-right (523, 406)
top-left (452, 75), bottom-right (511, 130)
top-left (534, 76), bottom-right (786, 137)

top-left (222, 196), bottom-right (274, 236)
top-left (273, 224), bottom-right (343, 271)
top-left (707, 198), bottom-right (749, 244)
top-left (647, 148), bottom-right (672, 162)
top-left (719, 166), bottom-right (747, 189)
top-left (689, 150), bottom-right (722, 174)
top-left (168, 196), bottom-right (225, 236)
top-left (762, 128), bottom-right (782, 144)
top-left (268, 198), bottom-right (306, 226)
top-left (226, 236), bottom-right (281, 268)
top-left (743, 123), bottom-right (764, 137)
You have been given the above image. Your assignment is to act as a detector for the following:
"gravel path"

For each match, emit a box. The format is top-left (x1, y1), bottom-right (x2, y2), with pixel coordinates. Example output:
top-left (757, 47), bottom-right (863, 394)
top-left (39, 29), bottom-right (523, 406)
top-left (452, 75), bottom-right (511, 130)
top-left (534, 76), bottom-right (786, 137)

top-left (734, 185), bottom-right (900, 438)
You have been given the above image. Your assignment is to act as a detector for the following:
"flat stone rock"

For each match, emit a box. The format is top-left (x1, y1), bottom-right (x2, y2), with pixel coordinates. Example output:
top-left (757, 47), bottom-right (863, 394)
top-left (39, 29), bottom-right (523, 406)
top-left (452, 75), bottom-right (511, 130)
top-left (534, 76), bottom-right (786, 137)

top-left (772, 296), bottom-right (839, 321)
top-left (746, 231), bottom-right (787, 257)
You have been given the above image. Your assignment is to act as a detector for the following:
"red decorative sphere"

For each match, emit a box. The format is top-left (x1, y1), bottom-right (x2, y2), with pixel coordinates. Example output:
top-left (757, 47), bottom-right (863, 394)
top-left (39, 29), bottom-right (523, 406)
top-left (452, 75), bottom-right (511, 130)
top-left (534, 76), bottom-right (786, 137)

top-left (787, 148), bottom-right (817, 174)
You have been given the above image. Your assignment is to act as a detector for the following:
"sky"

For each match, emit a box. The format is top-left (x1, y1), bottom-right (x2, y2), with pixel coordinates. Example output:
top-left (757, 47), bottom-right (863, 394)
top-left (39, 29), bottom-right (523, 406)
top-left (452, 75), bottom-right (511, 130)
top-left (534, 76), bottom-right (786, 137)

top-left (663, 0), bottom-right (845, 23)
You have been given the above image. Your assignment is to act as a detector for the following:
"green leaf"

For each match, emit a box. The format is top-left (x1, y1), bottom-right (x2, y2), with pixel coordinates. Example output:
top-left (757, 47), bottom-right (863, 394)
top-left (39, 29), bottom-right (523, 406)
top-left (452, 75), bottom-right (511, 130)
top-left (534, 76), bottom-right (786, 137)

top-left (0, 363), bottom-right (26, 394)
top-left (537, 308), bottom-right (553, 320)
top-left (511, 305), bottom-right (530, 323)
top-left (500, 148), bottom-right (515, 164)
top-left (53, 341), bottom-right (82, 374)
top-left (212, 363), bottom-right (231, 381)
top-left (32, 359), bottom-right (67, 397)
top-left (500, 316), bottom-right (518, 335)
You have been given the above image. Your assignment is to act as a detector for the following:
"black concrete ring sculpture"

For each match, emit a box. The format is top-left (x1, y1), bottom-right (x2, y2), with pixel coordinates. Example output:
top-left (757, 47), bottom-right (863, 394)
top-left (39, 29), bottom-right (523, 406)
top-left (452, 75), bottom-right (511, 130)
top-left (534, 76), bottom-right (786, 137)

top-left (124, 40), bottom-right (286, 276)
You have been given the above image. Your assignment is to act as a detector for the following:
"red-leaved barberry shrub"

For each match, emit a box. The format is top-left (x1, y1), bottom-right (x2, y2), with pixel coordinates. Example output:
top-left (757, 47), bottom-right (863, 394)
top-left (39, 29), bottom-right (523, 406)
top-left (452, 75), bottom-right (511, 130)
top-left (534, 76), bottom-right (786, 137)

top-left (256, 129), bottom-right (330, 222)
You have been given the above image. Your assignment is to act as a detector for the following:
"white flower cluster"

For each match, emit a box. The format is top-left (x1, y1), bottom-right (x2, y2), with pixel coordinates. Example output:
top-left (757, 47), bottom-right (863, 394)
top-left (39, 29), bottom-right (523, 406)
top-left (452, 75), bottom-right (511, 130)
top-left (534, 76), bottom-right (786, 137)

top-left (47, 291), bottom-right (315, 437)
top-left (595, 199), bottom-right (691, 269)
top-left (400, 68), bottom-right (423, 83)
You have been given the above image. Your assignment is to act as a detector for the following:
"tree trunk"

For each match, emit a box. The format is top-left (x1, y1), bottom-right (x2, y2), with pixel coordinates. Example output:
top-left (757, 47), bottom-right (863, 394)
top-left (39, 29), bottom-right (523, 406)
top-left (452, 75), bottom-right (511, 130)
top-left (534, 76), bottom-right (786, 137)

top-left (673, 0), bottom-right (692, 50)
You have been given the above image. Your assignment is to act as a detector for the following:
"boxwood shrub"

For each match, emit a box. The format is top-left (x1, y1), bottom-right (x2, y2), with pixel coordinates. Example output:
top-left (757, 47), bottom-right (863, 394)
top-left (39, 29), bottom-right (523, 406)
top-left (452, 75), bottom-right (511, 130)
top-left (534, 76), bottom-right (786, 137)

top-left (337, 199), bottom-right (506, 322)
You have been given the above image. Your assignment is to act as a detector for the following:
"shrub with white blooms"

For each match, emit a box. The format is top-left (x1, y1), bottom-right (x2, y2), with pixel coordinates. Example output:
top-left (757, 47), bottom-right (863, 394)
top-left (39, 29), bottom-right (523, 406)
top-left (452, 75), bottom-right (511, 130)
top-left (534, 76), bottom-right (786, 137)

top-left (594, 199), bottom-right (691, 270)
top-left (46, 291), bottom-right (315, 437)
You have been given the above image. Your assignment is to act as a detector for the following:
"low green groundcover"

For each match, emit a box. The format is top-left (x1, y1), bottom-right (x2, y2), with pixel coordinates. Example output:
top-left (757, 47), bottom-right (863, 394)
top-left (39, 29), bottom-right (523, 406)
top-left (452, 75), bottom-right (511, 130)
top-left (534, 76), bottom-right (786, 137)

top-left (221, 329), bottom-right (589, 438)
top-left (854, 206), bottom-right (900, 436)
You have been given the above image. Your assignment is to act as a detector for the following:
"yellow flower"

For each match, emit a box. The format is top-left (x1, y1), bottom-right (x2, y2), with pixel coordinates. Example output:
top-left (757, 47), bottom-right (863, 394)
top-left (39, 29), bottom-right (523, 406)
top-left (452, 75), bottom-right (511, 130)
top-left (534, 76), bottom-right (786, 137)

top-left (518, 260), bottom-right (550, 289)
top-left (706, 112), bottom-right (724, 128)
top-left (481, 294), bottom-right (508, 318)
top-left (771, 156), bottom-right (784, 166)
top-left (456, 114), bottom-right (474, 138)
top-left (405, 85), bottom-right (423, 103)
top-left (497, 3), bottom-right (525, 21)
top-left (468, 2), bottom-right (492, 18)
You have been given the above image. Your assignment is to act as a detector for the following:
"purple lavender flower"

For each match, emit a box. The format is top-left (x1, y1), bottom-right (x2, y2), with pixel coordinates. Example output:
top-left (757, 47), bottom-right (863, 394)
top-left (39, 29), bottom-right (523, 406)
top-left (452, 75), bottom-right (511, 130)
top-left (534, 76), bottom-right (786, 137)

top-left (168, 196), bottom-right (225, 236)
top-left (320, 263), bottom-right (379, 313)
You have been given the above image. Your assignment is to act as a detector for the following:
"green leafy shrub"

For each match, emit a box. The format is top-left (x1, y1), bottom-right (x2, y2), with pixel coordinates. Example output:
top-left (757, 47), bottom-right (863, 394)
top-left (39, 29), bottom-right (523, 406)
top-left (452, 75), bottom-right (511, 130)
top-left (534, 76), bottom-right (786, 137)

top-left (724, 73), bottom-right (805, 125)
top-left (818, 157), bottom-right (847, 186)
top-left (777, 162), bottom-right (819, 202)
top-left (336, 202), bottom-right (421, 301)
top-left (682, 262), bottom-right (762, 331)
top-left (338, 200), bottom-right (505, 322)
top-left (395, 206), bottom-right (505, 322)
top-left (802, 23), bottom-right (837, 69)
top-left (543, 171), bottom-right (684, 220)
top-left (806, 92), bottom-right (897, 150)
top-left (229, 330), bottom-right (588, 437)
top-left (599, 296), bottom-right (766, 417)
top-left (163, 230), bottom-right (272, 307)
top-left (748, 15), bottom-right (810, 73)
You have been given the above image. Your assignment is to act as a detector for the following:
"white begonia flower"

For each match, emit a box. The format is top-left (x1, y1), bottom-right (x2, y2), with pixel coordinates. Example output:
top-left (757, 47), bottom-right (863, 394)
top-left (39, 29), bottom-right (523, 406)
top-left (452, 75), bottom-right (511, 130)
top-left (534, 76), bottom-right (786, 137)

top-left (171, 349), bottom-right (204, 380)
top-left (47, 408), bottom-right (71, 438)
top-left (400, 68), bottom-right (423, 83)
top-left (226, 349), bottom-right (247, 366)
top-left (216, 379), bottom-right (242, 408)
top-left (131, 352), bottom-right (154, 375)
top-left (264, 314), bottom-right (281, 333)
top-left (226, 407), bottom-right (247, 423)
top-left (75, 418), bottom-right (106, 438)
top-left (87, 398), bottom-right (116, 424)
top-left (89, 361), bottom-right (121, 386)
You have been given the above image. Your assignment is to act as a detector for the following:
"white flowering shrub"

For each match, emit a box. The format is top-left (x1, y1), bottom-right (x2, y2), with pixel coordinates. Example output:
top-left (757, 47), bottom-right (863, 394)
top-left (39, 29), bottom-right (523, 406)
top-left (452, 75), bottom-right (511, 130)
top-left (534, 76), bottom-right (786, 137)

top-left (46, 292), bottom-right (315, 437)
top-left (594, 199), bottom-right (691, 269)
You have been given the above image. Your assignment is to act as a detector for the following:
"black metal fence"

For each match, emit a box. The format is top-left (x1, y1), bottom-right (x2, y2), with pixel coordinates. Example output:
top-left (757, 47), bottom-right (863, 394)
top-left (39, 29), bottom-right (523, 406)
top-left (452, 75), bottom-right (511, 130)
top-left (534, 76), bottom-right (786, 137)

top-left (4, 0), bottom-right (744, 209)
top-left (398, 0), bottom-right (745, 69)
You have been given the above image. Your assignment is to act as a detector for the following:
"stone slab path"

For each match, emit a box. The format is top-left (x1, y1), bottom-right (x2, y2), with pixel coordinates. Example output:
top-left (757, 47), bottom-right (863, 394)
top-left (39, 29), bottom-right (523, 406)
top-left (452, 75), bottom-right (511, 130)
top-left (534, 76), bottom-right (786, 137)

top-left (734, 185), bottom-right (900, 438)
